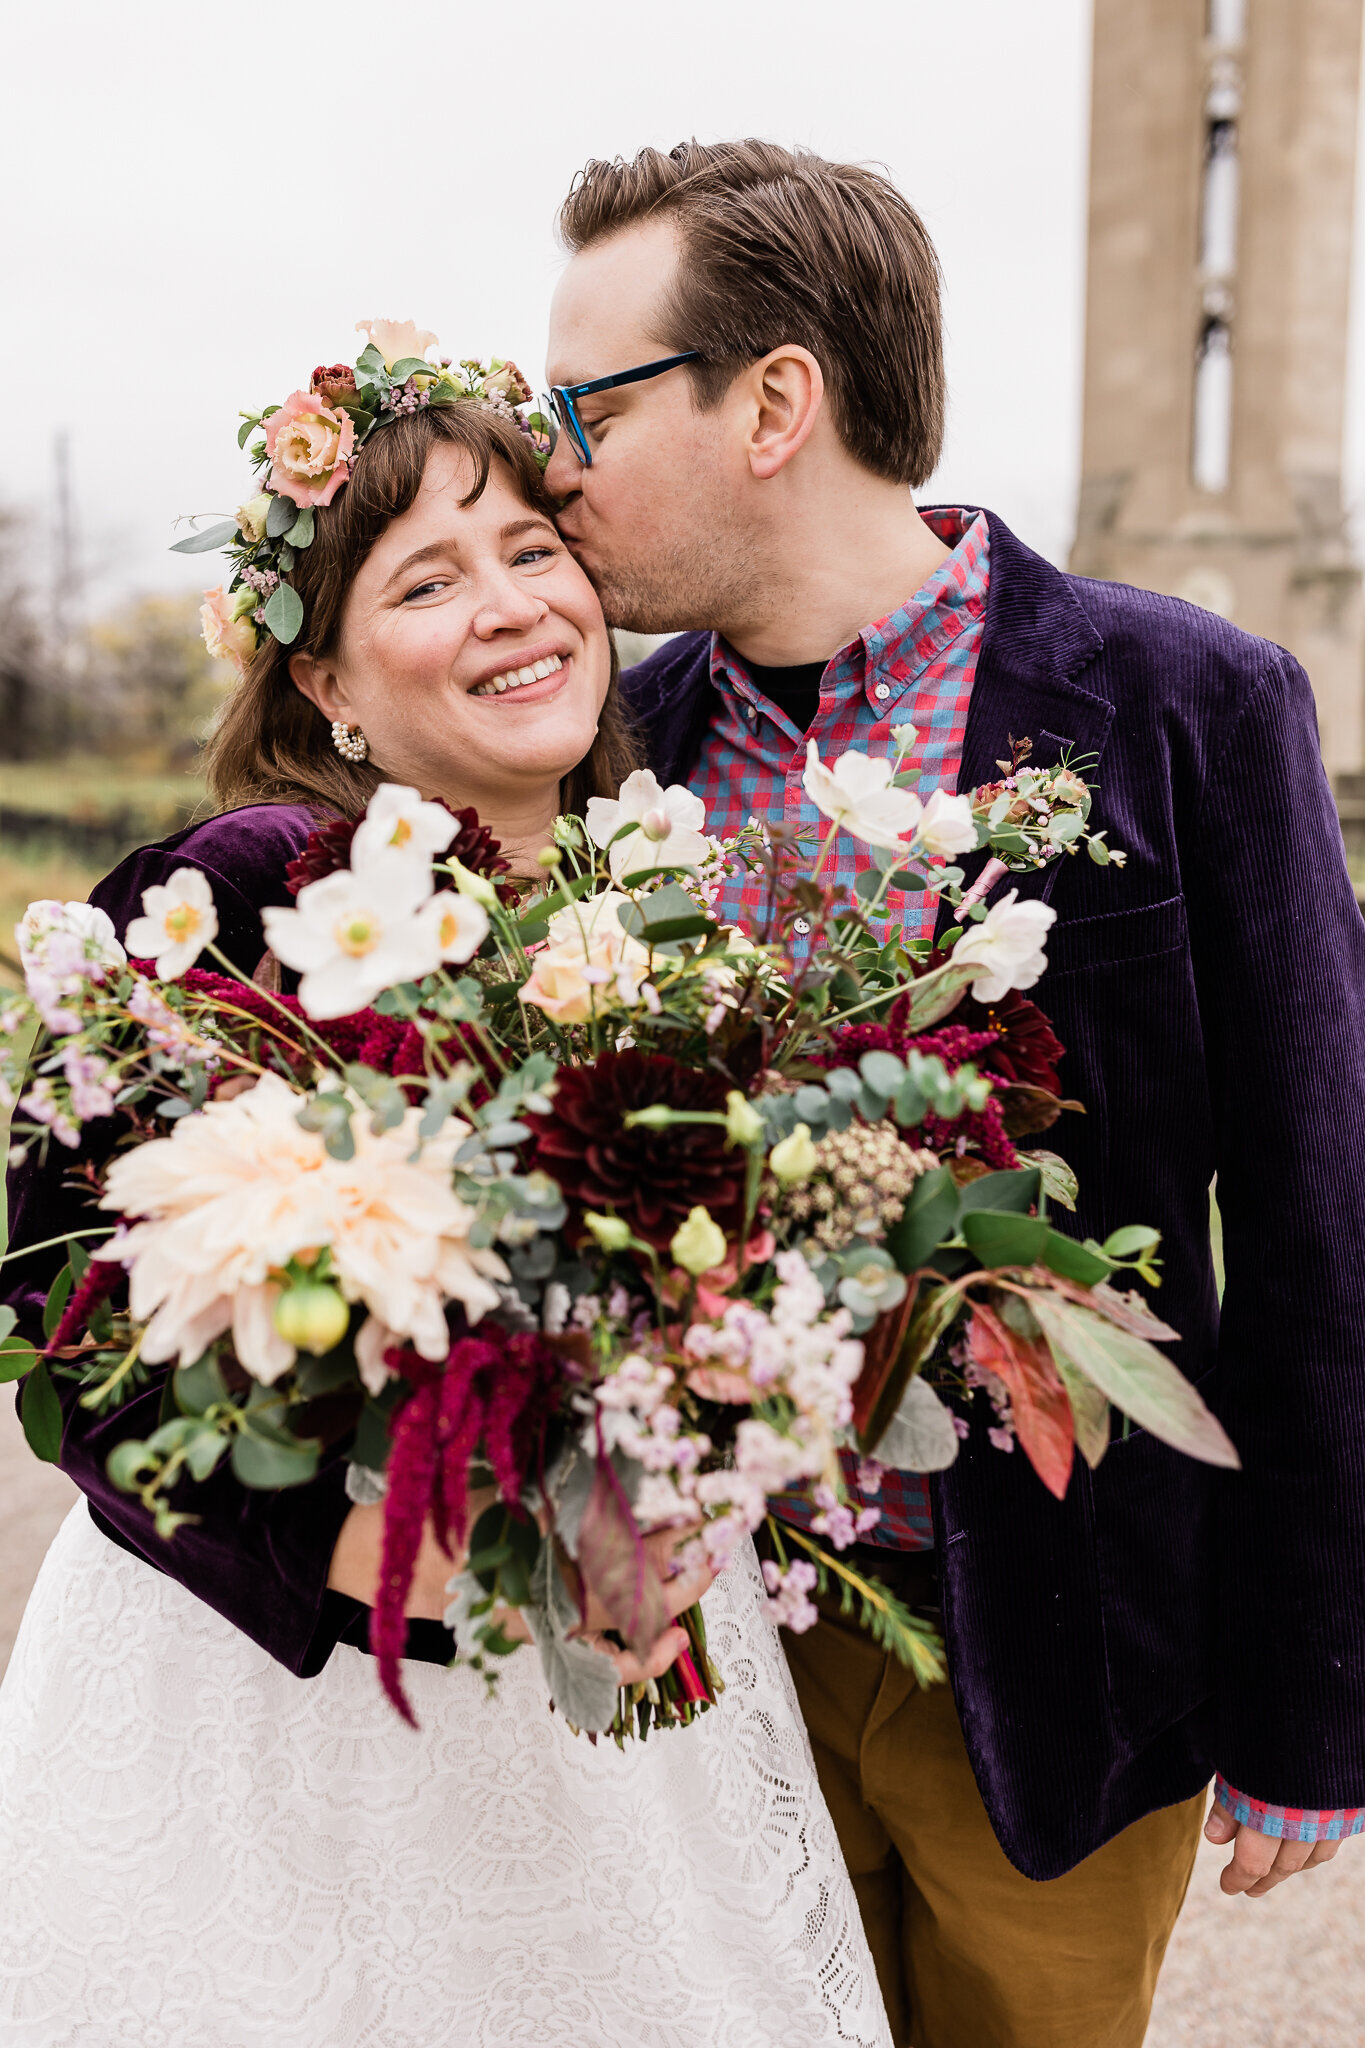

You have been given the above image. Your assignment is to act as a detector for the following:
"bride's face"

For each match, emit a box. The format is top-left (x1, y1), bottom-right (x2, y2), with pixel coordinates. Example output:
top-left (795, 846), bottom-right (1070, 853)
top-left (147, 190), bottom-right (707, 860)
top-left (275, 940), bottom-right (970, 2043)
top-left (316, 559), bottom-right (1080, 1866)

top-left (292, 444), bottom-right (612, 818)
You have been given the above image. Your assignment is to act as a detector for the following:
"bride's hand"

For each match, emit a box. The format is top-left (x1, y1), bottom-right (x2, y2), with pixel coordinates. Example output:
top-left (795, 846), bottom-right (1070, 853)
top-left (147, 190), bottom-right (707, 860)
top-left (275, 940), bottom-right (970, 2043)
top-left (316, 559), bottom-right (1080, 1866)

top-left (327, 1504), bottom-right (718, 1686)
top-left (571, 1521), bottom-right (719, 1686)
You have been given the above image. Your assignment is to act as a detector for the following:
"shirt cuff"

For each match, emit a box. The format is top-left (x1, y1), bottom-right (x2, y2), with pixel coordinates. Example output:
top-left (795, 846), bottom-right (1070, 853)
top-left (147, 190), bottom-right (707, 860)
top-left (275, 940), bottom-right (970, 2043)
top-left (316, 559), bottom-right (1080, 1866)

top-left (1214, 1774), bottom-right (1365, 1843)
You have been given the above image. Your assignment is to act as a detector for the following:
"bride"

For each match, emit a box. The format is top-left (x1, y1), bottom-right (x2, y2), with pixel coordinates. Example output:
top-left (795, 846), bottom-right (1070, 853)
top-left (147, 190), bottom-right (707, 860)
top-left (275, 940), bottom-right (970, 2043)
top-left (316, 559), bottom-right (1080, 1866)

top-left (0, 338), bottom-right (892, 2047)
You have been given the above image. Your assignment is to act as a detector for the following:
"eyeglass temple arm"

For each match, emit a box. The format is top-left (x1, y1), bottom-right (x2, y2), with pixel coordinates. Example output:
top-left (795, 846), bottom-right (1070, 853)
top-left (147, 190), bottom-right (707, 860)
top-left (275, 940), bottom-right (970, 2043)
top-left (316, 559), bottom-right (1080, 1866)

top-left (560, 352), bottom-right (700, 400)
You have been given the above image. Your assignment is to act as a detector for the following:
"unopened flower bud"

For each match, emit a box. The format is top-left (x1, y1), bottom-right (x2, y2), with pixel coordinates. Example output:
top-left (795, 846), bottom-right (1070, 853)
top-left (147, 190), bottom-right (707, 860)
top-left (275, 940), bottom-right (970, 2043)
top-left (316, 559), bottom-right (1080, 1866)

top-left (670, 1205), bottom-right (728, 1276)
top-left (641, 807), bottom-right (672, 842)
top-left (724, 1090), bottom-right (765, 1147)
top-left (228, 584), bottom-right (258, 624)
top-left (584, 1211), bottom-right (633, 1252)
top-left (236, 493), bottom-right (273, 545)
top-left (769, 1122), bottom-right (818, 1186)
top-left (536, 844), bottom-right (563, 869)
top-left (448, 857), bottom-right (499, 907)
top-left (891, 722), bottom-right (919, 756)
top-left (273, 1282), bottom-right (350, 1355)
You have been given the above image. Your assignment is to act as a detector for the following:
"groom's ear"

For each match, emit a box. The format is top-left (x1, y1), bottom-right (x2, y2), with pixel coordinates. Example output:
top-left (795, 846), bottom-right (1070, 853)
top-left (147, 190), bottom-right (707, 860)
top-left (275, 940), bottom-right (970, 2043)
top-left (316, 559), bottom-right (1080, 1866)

top-left (746, 347), bottom-right (825, 481)
top-left (289, 649), bottom-right (348, 722)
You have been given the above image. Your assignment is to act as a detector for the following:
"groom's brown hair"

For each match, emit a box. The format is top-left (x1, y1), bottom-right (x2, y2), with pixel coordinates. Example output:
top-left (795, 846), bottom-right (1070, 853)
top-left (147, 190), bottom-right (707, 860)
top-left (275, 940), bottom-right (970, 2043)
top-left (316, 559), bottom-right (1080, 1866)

top-left (558, 139), bottom-right (945, 489)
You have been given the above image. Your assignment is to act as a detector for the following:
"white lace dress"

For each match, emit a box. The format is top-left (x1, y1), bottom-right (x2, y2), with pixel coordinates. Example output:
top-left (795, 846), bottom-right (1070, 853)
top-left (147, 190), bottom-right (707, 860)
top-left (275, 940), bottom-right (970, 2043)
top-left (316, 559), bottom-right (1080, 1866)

top-left (0, 1503), bottom-right (890, 2047)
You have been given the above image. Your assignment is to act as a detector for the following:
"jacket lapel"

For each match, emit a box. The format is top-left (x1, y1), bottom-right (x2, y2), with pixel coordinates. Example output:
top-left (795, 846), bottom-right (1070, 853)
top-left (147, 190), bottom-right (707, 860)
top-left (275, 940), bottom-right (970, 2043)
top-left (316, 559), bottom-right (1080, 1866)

top-left (936, 511), bottom-right (1114, 941)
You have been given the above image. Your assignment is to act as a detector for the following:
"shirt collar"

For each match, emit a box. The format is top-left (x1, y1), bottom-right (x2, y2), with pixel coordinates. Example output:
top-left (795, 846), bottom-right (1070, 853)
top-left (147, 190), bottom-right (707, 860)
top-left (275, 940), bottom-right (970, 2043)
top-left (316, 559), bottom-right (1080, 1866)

top-left (709, 506), bottom-right (990, 715)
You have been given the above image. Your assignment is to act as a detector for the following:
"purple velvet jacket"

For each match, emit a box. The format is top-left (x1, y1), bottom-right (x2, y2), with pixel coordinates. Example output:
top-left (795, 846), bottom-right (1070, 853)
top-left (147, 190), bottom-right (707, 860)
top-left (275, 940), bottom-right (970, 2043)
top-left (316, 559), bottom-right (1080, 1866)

top-left (7, 509), bottom-right (1365, 1879)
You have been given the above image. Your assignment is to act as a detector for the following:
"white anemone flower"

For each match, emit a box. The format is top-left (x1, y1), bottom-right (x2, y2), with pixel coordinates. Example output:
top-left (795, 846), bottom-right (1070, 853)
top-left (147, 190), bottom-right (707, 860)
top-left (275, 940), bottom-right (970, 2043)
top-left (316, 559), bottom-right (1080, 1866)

top-left (950, 889), bottom-right (1057, 1002)
top-left (16, 899), bottom-right (126, 983)
top-left (262, 859), bottom-right (441, 1019)
top-left (124, 868), bottom-right (219, 980)
top-left (97, 1071), bottom-right (506, 1383)
top-left (585, 769), bottom-right (710, 881)
top-left (802, 741), bottom-right (924, 851)
top-left (416, 889), bottom-right (489, 965)
top-left (912, 788), bottom-right (978, 860)
top-left (350, 784), bottom-right (458, 874)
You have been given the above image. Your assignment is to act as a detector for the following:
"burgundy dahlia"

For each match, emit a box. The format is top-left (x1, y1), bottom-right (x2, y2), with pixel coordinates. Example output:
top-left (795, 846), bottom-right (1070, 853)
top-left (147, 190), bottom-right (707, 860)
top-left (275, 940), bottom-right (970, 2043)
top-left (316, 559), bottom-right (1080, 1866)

top-left (527, 1051), bottom-right (746, 1250)
top-left (284, 801), bottom-right (511, 898)
top-left (952, 987), bottom-right (1064, 1095)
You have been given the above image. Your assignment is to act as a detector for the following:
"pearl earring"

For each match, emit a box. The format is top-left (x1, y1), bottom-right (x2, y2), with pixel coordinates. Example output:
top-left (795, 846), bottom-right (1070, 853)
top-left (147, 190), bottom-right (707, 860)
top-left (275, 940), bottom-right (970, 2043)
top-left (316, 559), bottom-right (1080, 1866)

top-left (331, 720), bottom-right (369, 763)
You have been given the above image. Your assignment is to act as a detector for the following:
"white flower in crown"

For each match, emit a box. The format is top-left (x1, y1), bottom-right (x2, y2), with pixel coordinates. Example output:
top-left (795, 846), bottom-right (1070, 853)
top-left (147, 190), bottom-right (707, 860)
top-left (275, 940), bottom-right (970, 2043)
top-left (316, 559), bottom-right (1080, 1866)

top-left (17, 898), bottom-right (127, 983)
top-left (585, 769), bottom-right (710, 882)
top-left (912, 788), bottom-right (978, 861)
top-left (950, 889), bottom-right (1057, 1002)
top-left (263, 858), bottom-right (444, 1020)
top-left (355, 317), bottom-right (439, 370)
top-left (802, 741), bottom-right (923, 851)
top-left (124, 868), bottom-right (218, 980)
top-left (349, 784), bottom-right (459, 874)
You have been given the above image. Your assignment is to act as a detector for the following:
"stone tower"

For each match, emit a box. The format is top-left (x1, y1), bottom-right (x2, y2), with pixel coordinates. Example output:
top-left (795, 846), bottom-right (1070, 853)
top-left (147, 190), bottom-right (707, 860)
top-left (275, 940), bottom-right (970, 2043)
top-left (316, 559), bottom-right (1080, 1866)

top-left (1071, 0), bottom-right (1365, 781)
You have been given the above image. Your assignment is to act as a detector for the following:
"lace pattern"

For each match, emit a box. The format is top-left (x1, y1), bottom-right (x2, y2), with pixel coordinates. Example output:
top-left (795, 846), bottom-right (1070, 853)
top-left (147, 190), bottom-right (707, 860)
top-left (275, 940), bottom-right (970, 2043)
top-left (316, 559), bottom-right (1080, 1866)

top-left (0, 1505), bottom-right (890, 2047)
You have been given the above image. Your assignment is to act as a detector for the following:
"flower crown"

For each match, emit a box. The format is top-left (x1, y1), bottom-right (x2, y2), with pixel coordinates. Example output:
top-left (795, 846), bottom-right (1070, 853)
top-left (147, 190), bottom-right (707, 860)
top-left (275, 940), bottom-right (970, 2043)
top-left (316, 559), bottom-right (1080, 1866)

top-left (175, 319), bottom-right (552, 670)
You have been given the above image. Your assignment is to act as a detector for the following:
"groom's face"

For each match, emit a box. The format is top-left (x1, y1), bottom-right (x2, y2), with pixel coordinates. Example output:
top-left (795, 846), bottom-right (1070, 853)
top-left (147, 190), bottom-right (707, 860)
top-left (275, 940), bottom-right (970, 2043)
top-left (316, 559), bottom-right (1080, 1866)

top-left (546, 220), bottom-right (760, 635)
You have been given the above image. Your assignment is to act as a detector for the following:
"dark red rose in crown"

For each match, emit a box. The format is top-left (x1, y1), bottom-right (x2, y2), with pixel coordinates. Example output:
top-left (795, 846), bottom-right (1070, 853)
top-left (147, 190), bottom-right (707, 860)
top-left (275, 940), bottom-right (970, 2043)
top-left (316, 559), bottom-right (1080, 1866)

top-left (311, 363), bottom-right (358, 405)
top-left (525, 1050), bottom-right (747, 1250)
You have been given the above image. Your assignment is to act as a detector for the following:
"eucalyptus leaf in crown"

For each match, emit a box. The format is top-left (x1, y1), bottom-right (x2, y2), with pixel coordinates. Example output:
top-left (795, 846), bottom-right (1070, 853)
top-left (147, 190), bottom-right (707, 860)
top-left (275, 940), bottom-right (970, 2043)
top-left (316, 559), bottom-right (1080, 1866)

top-left (173, 319), bottom-right (553, 666)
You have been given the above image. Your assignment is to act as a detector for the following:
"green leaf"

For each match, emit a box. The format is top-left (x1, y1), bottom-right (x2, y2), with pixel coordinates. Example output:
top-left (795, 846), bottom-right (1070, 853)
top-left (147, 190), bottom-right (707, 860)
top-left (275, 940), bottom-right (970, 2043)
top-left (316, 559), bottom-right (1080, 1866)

top-left (107, 1438), bottom-right (157, 1492)
top-left (1027, 1292), bottom-right (1240, 1466)
top-left (68, 1241), bottom-right (91, 1284)
top-left (0, 1305), bottom-right (15, 1347)
top-left (262, 581), bottom-right (304, 645)
top-left (859, 1051), bottom-right (905, 1097)
top-left (387, 356), bottom-right (432, 380)
top-left (512, 874), bottom-right (596, 943)
top-left (265, 493), bottom-right (297, 538)
top-left (1040, 1230), bottom-right (1114, 1285)
top-left (957, 1168), bottom-right (1042, 1216)
top-left (1050, 1346), bottom-right (1111, 1468)
top-left (1101, 1224), bottom-right (1162, 1259)
top-left (237, 415), bottom-right (260, 449)
top-left (871, 1373), bottom-right (962, 1471)
top-left (897, 960), bottom-right (979, 1032)
top-left (231, 1423), bottom-right (320, 1489)
top-left (173, 1351), bottom-right (229, 1416)
top-left (355, 343), bottom-right (386, 377)
top-left (41, 1263), bottom-right (74, 1340)
top-left (0, 1338), bottom-right (38, 1383)
top-left (885, 1166), bottom-right (960, 1273)
top-left (285, 507), bottom-right (315, 548)
top-left (169, 518), bottom-right (238, 555)
top-left (185, 1424), bottom-right (229, 1482)
top-left (960, 1211), bottom-right (1050, 1267)
top-left (1019, 1147), bottom-right (1078, 1210)
top-left (20, 1360), bottom-right (63, 1463)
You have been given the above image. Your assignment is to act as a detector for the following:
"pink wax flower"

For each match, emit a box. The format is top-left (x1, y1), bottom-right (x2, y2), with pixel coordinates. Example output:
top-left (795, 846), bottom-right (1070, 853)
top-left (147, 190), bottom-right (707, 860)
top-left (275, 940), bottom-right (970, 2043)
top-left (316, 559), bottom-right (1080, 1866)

top-left (263, 389), bottom-right (356, 509)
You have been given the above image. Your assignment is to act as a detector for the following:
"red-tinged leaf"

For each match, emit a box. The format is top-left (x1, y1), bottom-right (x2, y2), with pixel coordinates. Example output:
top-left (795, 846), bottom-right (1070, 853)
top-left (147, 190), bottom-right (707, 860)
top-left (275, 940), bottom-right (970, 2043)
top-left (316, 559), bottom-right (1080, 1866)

top-left (849, 1283), bottom-right (919, 1439)
top-left (859, 1279), bottom-right (958, 1455)
top-left (1027, 1293), bottom-right (1239, 1469)
top-left (577, 1447), bottom-right (669, 1655)
top-left (969, 1300), bottom-right (1075, 1500)
top-left (1025, 1272), bottom-right (1177, 1342)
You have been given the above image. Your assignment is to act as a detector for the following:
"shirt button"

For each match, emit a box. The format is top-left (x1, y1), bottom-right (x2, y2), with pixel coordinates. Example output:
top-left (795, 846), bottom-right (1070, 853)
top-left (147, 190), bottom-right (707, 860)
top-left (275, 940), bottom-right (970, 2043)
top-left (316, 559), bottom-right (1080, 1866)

top-left (745, 703), bottom-right (757, 720)
top-left (793, 917), bottom-right (811, 936)
top-left (874, 683), bottom-right (891, 701)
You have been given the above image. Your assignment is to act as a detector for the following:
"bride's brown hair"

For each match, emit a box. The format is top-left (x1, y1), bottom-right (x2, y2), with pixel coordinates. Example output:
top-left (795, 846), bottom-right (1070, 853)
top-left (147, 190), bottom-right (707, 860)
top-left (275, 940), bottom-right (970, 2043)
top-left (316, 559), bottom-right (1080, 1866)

top-left (205, 405), bottom-right (639, 819)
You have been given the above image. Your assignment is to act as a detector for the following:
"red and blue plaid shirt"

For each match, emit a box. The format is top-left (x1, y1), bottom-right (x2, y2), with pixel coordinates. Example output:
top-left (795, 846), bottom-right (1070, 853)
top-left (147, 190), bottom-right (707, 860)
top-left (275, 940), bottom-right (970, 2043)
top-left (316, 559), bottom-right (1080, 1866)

top-left (687, 506), bottom-right (1358, 1843)
top-left (694, 506), bottom-right (988, 1556)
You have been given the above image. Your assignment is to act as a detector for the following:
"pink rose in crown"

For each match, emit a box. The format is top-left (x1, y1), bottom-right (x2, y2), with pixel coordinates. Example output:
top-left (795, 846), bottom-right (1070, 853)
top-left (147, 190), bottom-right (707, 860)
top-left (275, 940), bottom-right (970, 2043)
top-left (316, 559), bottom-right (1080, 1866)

top-left (264, 389), bottom-right (356, 509)
top-left (200, 587), bottom-right (258, 674)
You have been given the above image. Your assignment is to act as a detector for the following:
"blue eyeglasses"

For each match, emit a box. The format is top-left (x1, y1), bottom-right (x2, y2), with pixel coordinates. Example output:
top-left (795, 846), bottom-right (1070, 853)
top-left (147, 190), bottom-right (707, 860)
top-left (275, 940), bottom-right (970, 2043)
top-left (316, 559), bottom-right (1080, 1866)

top-left (544, 351), bottom-right (700, 467)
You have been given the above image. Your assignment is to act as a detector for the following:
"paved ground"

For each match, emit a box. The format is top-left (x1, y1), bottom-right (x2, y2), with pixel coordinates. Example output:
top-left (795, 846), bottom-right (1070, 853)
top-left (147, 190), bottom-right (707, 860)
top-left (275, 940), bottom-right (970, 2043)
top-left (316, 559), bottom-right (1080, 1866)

top-left (0, 1396), bottom-right (1358, 2042)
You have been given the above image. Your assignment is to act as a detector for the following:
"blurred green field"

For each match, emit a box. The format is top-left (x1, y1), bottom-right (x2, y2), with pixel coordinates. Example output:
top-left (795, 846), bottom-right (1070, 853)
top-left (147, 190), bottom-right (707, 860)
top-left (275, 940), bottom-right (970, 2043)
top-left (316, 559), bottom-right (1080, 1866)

top-left (0, 758), bottom-right (205, 834)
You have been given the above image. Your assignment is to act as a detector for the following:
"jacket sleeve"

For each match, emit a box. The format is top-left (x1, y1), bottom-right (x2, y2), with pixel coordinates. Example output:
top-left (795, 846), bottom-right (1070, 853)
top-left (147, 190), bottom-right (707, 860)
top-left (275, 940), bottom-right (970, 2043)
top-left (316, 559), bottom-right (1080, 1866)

top-left (4, 827), bottom-right (354, 1678)
top-left (1188, 651), bottom-right (1365, 1807)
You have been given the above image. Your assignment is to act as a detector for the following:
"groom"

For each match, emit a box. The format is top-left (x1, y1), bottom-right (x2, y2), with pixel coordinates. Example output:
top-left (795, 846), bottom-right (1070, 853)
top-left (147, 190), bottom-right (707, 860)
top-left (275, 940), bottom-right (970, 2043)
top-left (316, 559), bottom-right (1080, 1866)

top-left (544, 140), bottom-right (1365, 2046)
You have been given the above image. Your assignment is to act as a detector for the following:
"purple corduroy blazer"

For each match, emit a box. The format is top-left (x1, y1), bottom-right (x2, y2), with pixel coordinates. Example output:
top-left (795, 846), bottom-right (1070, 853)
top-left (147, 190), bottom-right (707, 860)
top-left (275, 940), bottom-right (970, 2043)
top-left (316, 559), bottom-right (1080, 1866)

top-left (7, 509), bottom-right (1365, 1876)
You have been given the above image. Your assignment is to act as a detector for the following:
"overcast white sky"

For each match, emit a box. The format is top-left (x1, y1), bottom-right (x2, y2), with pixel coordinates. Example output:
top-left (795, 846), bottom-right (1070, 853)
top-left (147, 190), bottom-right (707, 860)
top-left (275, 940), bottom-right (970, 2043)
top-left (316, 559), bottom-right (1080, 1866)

top-left (3, 0), bottom-right (1364, 627)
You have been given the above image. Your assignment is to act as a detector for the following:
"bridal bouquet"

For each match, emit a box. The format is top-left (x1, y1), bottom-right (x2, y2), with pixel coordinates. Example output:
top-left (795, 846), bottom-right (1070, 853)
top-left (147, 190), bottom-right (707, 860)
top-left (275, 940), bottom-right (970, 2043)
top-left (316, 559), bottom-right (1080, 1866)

top-left (2, 733), bottom-right (1238, 1736)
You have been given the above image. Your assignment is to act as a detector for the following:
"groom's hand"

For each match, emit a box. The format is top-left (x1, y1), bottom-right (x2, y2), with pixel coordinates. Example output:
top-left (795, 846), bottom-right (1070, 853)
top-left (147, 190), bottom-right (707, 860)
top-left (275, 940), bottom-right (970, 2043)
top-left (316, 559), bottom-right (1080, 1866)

top-left (1204, 1796), bottom-right (1345, 1896)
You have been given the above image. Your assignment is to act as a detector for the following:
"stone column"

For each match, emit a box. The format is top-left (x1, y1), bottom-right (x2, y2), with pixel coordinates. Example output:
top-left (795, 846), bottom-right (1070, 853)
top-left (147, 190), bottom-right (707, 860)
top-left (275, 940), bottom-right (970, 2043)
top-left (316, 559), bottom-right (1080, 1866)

top-left (1072, 0), bottom-right (1365, 780)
